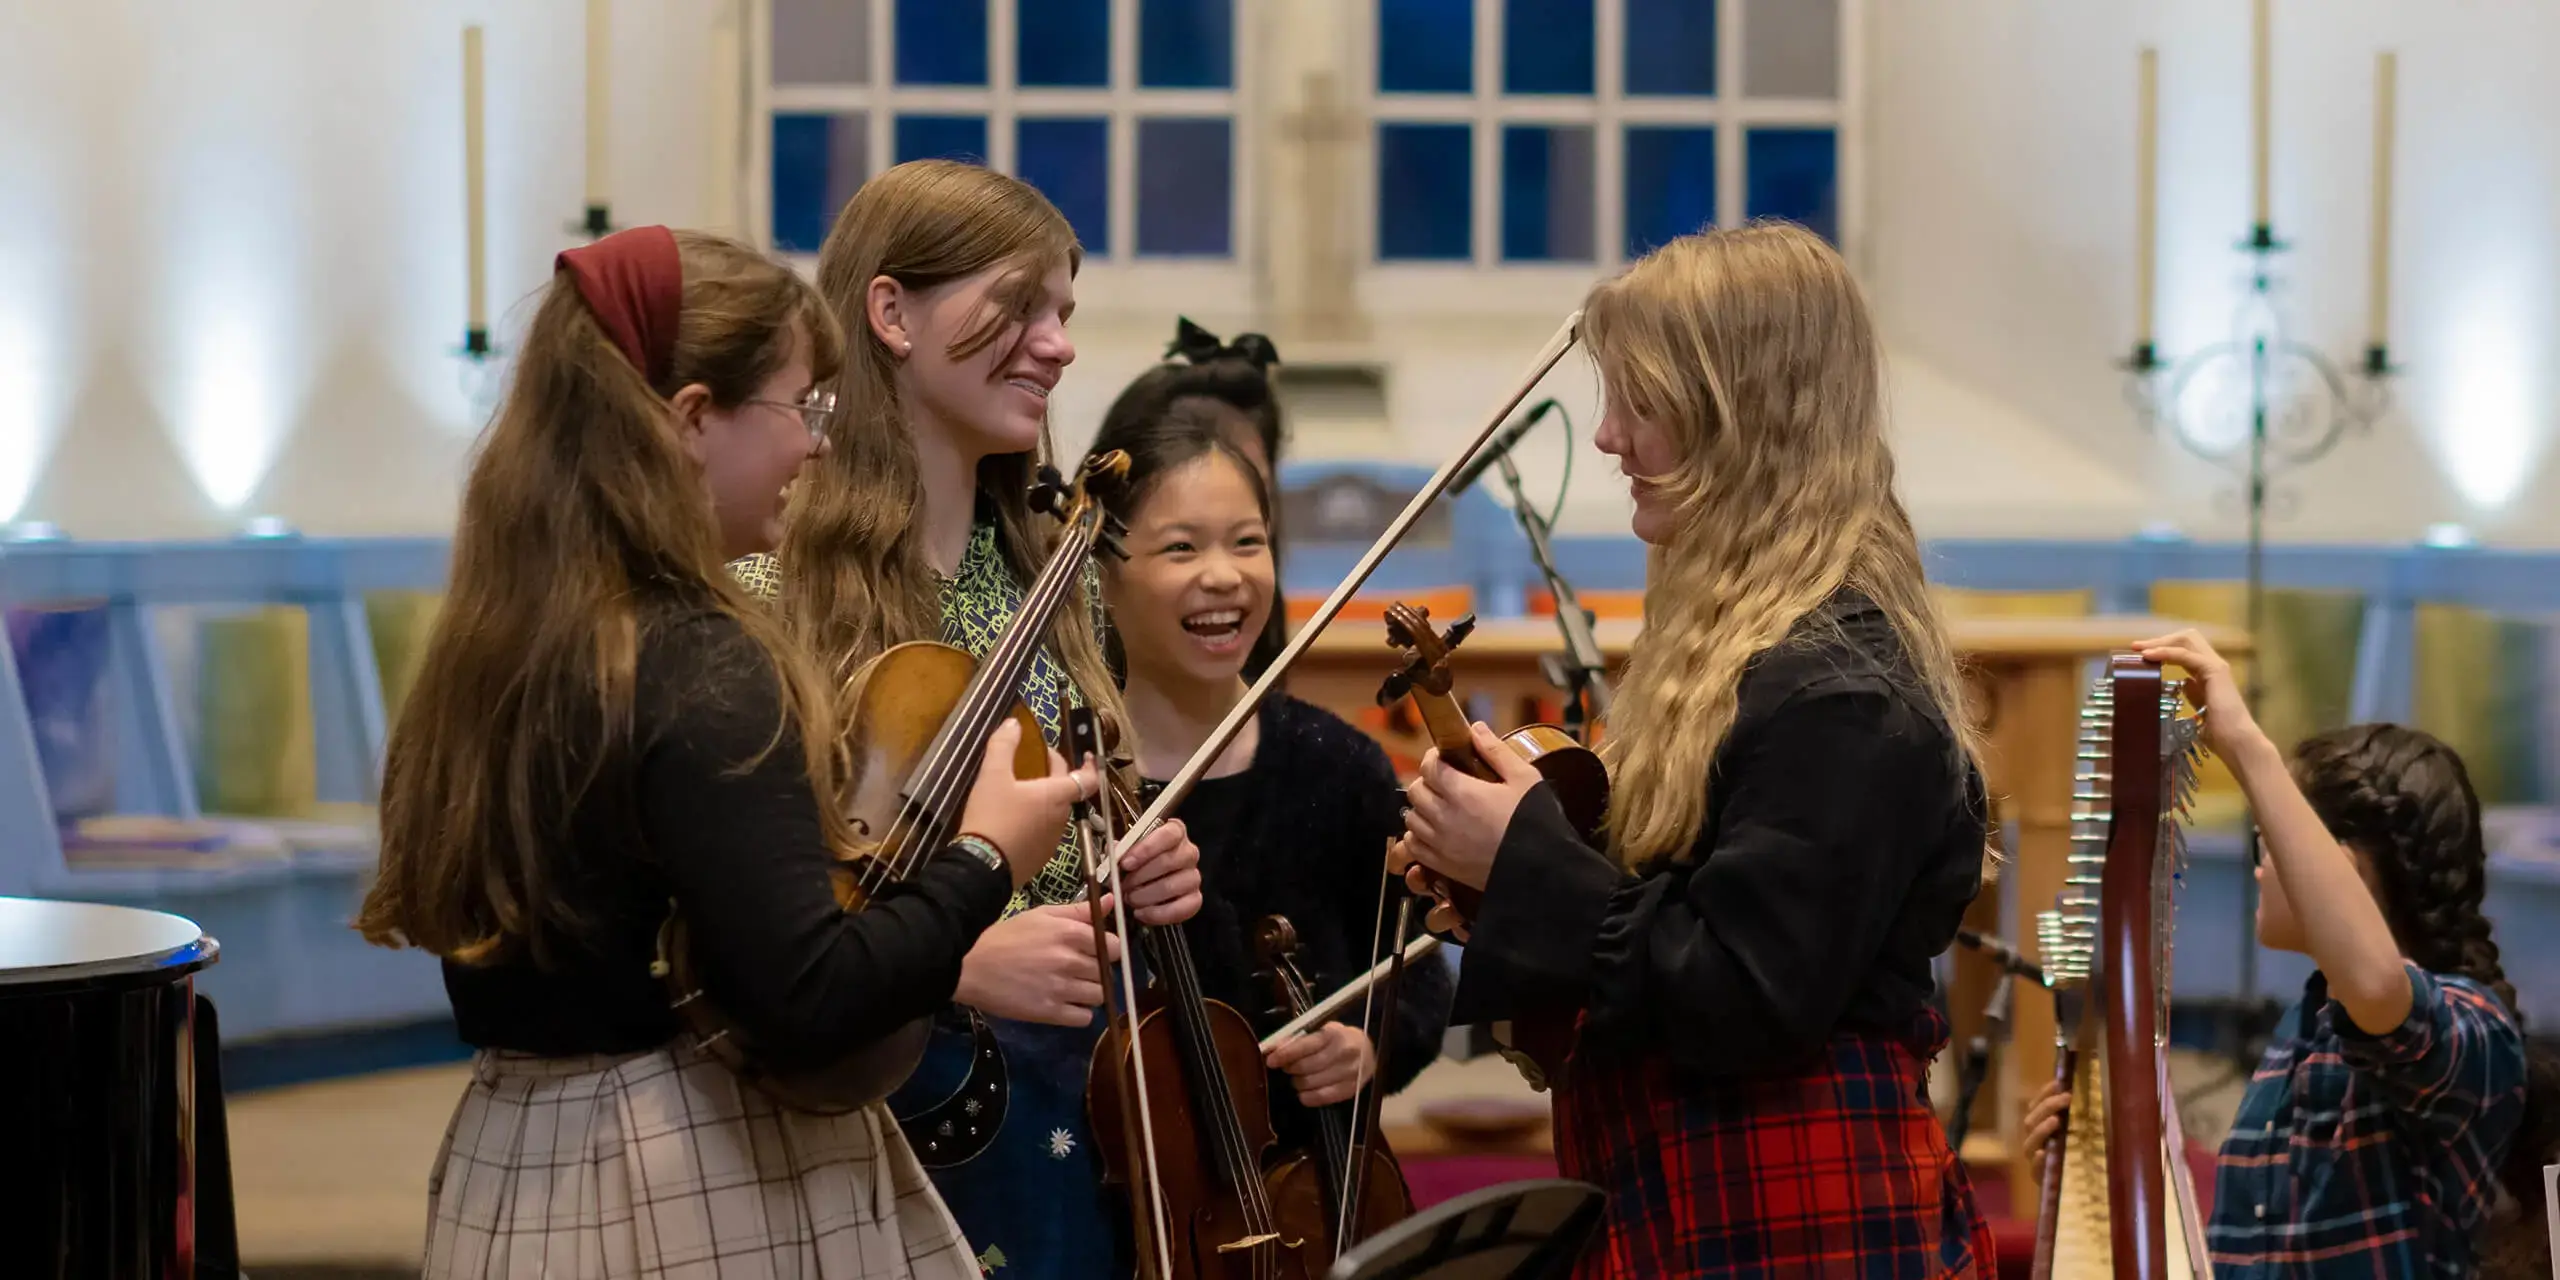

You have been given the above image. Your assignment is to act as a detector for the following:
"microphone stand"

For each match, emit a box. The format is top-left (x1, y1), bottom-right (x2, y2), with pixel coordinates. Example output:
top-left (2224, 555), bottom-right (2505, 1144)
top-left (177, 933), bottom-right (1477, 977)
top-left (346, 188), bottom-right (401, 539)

top-left (1943, 930), bottom-right (2045, 1152)
top-left (1945, 975), bottom-right (2010, 1153)
top-left (1488, 449), bottom-right (1612, 739)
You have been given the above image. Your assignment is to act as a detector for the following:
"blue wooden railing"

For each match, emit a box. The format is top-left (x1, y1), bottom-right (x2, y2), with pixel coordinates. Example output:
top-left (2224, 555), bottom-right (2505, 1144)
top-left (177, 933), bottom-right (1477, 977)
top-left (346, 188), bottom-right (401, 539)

top-left (6, 464), bottom-right (2558, 1040)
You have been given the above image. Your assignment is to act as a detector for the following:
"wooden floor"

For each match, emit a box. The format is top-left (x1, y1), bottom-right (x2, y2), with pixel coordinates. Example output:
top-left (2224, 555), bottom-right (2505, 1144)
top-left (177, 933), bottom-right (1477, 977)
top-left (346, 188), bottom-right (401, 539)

top-left (226, 1048), bottom-right (2252, 1271)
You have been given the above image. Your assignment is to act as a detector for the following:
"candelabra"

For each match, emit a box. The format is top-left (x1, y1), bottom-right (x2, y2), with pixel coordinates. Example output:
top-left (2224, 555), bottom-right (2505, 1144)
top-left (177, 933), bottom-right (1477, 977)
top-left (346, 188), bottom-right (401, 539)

top-left (2123, 238), bottom-right (2395, 1031)
top-left (2116, 10), bottom-right (2402, 1045)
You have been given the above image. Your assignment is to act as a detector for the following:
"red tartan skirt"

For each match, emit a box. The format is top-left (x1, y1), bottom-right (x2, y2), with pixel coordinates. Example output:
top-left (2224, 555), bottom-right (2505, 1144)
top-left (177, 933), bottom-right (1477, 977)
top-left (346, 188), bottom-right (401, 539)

top-left (1551, 1005), bottom-right (1997, 1279)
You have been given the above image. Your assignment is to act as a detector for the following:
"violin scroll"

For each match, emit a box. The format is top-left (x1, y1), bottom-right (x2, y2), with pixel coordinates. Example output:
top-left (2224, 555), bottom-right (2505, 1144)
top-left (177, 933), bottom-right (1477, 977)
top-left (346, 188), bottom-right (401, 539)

top-left (1376, 605), bottom-right (1474, 707)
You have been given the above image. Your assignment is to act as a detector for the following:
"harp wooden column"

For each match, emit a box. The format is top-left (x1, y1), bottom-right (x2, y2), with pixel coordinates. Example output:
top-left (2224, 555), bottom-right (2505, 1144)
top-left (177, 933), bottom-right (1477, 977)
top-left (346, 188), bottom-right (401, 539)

top-left (1943, 616), bottom-right (2251, 1217)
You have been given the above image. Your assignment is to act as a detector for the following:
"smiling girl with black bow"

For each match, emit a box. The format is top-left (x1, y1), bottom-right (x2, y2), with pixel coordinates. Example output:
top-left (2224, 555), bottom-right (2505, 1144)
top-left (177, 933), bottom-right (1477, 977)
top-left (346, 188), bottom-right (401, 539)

top-left (1084, 400), bottom-right (1453, 1162)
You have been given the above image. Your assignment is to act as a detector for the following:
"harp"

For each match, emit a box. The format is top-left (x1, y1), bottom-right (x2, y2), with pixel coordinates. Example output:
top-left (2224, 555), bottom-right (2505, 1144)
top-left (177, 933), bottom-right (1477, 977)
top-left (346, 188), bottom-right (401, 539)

top-left (2030, 654), bottom-right (2214, 1280)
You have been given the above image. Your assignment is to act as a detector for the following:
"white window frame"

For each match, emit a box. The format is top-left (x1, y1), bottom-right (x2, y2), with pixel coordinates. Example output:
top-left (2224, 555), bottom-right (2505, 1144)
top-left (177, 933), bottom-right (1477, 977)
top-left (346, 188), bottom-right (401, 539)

top-left (1357, 0), bottom-right (1862, 319)
top-left (747, 0), bottom-right (1256, 316)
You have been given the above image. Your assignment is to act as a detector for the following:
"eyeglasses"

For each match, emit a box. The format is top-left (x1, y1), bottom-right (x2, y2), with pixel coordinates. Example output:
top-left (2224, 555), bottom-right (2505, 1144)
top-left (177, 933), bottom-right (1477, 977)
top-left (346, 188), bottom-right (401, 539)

top-left (746, 389), bottom-right (837, 441)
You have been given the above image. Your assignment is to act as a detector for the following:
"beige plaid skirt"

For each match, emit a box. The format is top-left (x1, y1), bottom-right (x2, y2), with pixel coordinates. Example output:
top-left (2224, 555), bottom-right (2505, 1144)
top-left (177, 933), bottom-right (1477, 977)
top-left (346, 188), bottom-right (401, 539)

top-left (422, 1043), bottom-right (981, 1279)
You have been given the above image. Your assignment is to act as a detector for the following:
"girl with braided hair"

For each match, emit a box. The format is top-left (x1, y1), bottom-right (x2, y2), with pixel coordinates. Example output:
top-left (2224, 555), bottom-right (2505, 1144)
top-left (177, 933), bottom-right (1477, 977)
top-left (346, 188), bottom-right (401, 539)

top-left (2023, 628), bottom-right (2541, 1278)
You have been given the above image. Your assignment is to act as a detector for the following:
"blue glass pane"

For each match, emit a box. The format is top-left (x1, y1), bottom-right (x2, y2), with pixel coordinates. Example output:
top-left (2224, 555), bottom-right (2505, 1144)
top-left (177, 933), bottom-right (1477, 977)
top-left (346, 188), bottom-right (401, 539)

top-left (1017, 118), bottom-right (1110, 254)
top-left (772, 112), bottom-right (869, 254)
top-left (1746, 126), bottom-right (1838, 243)
top-left (895, 0), bottom-right (987, 86)
top-left (1141, 0), bottom-right (1233, 89)
top-left (1019, 0), bottom-right (1108, 87)
top-left (1377, 122), bottom-right (1472, 261)
top-left (1136, 118), bottom-right (1232, 256)
top-left (1624, 0), bottom-right (1715, 95)
top-left (1379, 0), bottom-right (1473, 94)
top-left (895, 114), bottom-right (989, 164)
top-left (1504, 0), bottom-right (1593, 94)
top-left (1501, 125), bottom-right (1594, 261)
top-left (1624, 125), bottom-right (1715, 257)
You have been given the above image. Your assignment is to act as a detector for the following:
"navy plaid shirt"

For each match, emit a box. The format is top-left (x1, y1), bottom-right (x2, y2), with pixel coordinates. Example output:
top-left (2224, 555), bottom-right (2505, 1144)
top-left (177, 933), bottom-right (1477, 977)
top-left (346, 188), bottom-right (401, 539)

top-left (2209, 962), bottom-right (2525, 1278)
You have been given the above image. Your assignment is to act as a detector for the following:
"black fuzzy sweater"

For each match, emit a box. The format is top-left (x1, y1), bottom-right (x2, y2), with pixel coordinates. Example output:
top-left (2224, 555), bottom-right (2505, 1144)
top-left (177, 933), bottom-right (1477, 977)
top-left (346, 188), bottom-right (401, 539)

top-left (1146, 695), bottom-right (1456, 1153)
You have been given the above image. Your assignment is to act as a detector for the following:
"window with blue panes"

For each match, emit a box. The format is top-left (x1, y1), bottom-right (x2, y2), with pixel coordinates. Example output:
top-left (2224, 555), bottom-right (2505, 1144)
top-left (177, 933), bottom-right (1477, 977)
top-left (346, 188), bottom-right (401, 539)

top-left (1370, 0), bottom-right (1845, 269)
top-left (764, 0), bottom-right (1241, 260)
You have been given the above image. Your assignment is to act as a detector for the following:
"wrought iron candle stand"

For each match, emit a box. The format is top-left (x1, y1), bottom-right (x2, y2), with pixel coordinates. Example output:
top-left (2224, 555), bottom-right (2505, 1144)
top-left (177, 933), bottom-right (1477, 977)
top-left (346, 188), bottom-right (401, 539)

top-left (2122, 226), bottom-right (2395, 1040)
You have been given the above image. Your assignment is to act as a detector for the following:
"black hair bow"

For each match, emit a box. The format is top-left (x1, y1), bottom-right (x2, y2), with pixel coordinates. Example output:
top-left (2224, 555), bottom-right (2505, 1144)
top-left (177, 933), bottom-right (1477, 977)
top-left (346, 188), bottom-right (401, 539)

top-left (1166, 316), bottom-right (1280, 371)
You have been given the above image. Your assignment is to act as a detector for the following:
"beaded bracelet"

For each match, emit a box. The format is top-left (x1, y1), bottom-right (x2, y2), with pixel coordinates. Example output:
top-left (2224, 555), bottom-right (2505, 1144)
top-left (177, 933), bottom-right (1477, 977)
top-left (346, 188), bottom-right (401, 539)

top-left (946, 833), bottom-right (1008, 878)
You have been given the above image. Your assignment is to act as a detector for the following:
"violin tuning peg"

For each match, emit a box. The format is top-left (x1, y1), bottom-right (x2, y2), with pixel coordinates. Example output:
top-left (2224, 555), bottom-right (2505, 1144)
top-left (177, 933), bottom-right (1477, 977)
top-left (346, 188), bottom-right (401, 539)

top-left (1375, 670), bottom-right (1412, 707)
top-left (1446, 613), bottom-right (1478, 645)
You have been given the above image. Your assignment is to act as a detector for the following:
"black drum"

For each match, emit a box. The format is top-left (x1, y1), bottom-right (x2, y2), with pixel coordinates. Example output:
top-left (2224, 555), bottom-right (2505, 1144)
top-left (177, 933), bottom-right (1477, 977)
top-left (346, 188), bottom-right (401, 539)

top-left (0, 895), bottom-right (222, 1279)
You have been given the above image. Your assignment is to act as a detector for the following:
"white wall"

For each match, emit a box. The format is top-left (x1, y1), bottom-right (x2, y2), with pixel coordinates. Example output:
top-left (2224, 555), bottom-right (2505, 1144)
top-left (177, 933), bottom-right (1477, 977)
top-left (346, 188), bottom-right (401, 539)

top-left (7, 0), bottom-right (2559, 547)
top-left (1865, 0), bottom-right (2560, 546)
top-left (0, 0), bottom-right (745, 539)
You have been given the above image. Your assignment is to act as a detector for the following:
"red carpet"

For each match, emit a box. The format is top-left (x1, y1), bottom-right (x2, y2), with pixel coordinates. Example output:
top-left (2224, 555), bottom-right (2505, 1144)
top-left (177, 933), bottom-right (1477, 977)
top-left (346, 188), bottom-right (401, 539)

top-left (1402, 1153), bottom-right (1562, 1208)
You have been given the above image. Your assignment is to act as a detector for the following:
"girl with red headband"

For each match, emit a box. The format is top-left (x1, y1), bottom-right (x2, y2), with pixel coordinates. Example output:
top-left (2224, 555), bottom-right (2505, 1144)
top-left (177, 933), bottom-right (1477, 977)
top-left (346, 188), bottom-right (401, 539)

top-left (359, 226), bottom-right (1087, 1278)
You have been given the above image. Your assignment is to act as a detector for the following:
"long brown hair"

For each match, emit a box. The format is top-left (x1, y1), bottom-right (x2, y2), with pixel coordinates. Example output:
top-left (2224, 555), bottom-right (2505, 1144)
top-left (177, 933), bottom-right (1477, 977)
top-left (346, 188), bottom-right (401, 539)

top-left (357, 231), bottom-right (847, 966)
top-left (778, 159), bottom-right (1127, 751)
top-left (2290, 724), bottom-right (2555, 1270)
top-left (1587, 222), bottom-right (1984, 867)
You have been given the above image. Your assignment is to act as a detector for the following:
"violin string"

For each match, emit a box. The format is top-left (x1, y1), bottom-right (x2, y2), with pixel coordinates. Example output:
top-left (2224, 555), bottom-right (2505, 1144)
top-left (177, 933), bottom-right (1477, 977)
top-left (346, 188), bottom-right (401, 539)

top-left (861, 517), bottom-right (1095, 893)
top-left (868, 513), bottom-right (1090, 888)
top-left (1162, 933), bottom-right (1266, 1224)
top-left (1334, 851), bottom-right (1398, 1249)
top-left (1292, 957), bottom-right (1356, 1255)
top-left (889, 533), bottom-right (1084, 881)
top-left (1090, 797), bottom-right (1176, 1280)
top-left (1155, 924), bottom-right (1276, 1247)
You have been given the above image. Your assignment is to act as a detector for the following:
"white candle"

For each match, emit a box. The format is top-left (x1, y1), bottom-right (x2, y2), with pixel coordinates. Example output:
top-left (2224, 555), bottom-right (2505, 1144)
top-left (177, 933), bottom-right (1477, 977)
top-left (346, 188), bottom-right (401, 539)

top-left (464, 25), bottom-right (488, 334)
top-left (2137, 48), bottom-right (2159, 350)
top-left (586, 0), bottom-right (610, 210)
top-left (2368, 51), bottom-right (2397, 352)
top-left (2251, 0), bottom-right (2272, 229)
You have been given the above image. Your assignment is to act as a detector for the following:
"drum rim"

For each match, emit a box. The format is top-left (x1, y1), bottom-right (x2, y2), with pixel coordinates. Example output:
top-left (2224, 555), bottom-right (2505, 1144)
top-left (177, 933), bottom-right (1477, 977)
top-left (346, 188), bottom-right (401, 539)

top-left (0, 896), bottom-right (221, 988)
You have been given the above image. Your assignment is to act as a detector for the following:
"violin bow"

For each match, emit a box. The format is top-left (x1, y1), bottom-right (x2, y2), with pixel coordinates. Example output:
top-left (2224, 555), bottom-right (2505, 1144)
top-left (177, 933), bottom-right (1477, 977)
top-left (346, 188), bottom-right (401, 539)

top-left (1111, 312), bottom-right (1584, 860)
top-left (1069, 710), bottom-right (1173, 1280)
top-left (1338, 854), bottom-right (1414, 1253)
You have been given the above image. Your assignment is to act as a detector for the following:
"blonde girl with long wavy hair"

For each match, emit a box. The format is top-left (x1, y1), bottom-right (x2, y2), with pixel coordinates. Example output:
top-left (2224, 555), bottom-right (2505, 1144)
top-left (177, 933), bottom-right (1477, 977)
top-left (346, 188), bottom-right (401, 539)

top-left (358, 226), bottom-right (1092, 1279)
top-left (1401, 222), bottom-right (2000, 1279)
top-left (732, 159), bottom-right (1203, 1280)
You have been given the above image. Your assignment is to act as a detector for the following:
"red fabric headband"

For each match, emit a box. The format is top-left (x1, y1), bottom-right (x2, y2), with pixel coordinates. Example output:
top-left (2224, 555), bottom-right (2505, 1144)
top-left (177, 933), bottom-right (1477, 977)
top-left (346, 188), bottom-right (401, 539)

top-left (555, 225), bottom-right (683, 387)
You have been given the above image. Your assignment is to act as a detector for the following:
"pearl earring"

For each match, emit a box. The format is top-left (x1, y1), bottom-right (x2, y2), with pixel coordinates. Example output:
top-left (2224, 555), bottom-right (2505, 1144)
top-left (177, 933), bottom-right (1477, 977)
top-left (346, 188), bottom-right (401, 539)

top-left (902, 340), bottom-right (914, 355)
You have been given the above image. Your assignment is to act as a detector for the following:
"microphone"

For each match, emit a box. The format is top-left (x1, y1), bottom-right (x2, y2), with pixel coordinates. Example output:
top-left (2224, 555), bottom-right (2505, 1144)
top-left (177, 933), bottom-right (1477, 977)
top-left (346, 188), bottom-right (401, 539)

top-left (1954, 929), bottom-right (2046, 986)
top-left (1450, 398), bottom-right (1559, 495)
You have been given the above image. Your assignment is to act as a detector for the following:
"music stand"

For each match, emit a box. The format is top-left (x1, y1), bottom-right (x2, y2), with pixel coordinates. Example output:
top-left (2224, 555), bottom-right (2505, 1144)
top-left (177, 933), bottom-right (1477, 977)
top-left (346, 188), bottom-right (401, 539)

top-left (1325, 1179), bottom-right (1605, 1280)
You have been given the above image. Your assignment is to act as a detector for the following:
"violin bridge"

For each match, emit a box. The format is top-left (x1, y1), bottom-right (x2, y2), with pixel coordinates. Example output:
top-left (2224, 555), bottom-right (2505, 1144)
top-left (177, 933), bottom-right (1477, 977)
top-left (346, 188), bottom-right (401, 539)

top-left (1216, 1232), bottom-right (1283, 1253)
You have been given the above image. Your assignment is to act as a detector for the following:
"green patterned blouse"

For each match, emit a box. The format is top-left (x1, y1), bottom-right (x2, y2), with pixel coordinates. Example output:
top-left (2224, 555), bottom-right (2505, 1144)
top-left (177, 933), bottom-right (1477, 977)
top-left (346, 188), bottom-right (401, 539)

top-left (729, 524), bottom-right (1098, 917)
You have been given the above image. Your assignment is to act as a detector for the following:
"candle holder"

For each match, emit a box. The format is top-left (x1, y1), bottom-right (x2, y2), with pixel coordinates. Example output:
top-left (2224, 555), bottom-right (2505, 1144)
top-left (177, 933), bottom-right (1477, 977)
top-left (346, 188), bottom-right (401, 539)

top-left (2121, 227), bottom-right (2395, 1043)
top-left (452, 326), bottom-right (509, 417)
top-left (569, 203), bottom-right (616, 241)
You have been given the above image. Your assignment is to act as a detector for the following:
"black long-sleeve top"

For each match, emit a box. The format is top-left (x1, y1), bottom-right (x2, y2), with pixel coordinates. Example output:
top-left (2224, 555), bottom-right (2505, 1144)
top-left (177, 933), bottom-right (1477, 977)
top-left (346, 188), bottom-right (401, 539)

top-left (1450, 590), bottom-right (1988, 1077)
top-left (441, 606), bottom-right (1015, 1071)
top-left (1146, 695), bottom-right (1455, 1151)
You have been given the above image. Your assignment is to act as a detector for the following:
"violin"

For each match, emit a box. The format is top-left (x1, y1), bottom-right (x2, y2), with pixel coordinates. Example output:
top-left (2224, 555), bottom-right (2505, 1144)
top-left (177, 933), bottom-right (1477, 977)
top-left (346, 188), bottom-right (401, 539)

top-left (1074, 715), bottom-right (1325, 1280)
top-left (1251, 915), bottom-right (1414, 1260)
top-left (652, 452), bottom-right (1128, 1115)
top-left (1375, 601), bottom-right (1609, 1090)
